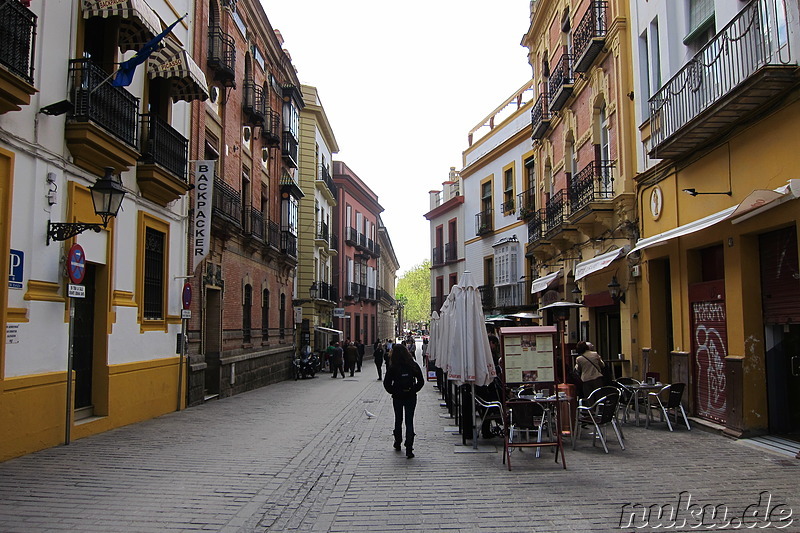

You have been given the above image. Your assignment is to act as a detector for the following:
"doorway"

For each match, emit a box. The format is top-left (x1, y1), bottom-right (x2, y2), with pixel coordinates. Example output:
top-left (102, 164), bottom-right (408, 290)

top-left (765, 324), bottom-right (800, 437)
top-left (72, 263), bottom-right (97, 415)
top-left (204, 287), bottom-right (222, 397)
top-left (596, 307), bottom-right (621, 377)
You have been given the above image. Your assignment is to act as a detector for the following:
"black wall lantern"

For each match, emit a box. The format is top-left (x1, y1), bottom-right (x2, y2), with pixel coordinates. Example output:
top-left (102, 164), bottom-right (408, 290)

top-left (309, 282), bottom-right (318, 300)
top-left (608, 276), bottom-right (624, 303)
top-left (47, 167), bottom-right (126, 244)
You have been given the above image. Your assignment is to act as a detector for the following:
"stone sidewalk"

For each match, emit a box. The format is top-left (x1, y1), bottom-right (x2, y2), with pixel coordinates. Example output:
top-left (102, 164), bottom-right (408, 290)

top-left (0, 370), bottom-right (798, 532)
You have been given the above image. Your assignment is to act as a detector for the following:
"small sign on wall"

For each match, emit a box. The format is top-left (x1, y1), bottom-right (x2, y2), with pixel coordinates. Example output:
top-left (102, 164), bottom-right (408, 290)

top-left (8, 249), bottom-right (23, 290)
top-left (6, 324), bottom-right (20, 344)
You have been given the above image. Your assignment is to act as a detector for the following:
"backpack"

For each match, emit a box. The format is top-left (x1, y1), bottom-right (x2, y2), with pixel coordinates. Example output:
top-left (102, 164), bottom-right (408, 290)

top-left (395, 368), bottom-right (416, 394)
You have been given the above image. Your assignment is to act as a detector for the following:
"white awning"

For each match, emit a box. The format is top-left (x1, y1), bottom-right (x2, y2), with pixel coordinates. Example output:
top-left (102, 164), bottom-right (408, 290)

top-left (148, 38), bottom-right (210, 102)
top-left (508, 311), bottom-right (541, 319)
top-left (630, 180), bottom-right (800, 256)
top-left (574, 248), bottom-right (626, 281)
top-left (82, 0), bottom-right (163, 53)
top-left (314, 326), bottom-right (343, 336)
top-left (530, 270), bottom-right (562, 294)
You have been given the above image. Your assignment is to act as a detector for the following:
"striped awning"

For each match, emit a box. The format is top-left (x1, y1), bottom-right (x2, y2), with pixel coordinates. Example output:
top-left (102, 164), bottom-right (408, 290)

top-left (148, 38), bottom-right (209, 102)
top-left (82, 0), bottom-right (163, 53)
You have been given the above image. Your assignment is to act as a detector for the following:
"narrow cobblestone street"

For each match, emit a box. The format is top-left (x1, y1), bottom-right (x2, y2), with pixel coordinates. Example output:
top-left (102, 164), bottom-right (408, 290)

top-left (1, 371), bottom-right (798, 532)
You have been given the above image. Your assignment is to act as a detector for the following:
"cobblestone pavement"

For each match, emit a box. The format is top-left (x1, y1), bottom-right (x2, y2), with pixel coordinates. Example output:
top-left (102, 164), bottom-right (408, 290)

top-left (0, 370), bottom-right (798, 532)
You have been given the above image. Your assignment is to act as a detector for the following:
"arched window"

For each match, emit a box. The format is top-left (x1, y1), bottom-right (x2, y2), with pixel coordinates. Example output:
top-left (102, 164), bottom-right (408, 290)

top-left (243, 284), bottom-right (252, 343)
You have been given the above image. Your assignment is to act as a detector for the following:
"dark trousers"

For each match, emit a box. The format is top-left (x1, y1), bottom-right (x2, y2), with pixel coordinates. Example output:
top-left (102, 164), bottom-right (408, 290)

top-left (375, 360), bottom-right (383, 380)
top-left (331, 363), bottom-right (345, 378)
top-left (392, 394), bottom-right (417, 449)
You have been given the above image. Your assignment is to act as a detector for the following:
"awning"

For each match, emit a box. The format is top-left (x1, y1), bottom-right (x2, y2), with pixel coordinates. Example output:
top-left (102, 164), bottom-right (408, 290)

top-left (484, 315), bottom-right (512, 322)
top-left (82, 0), bottom-right (163, 53)
top-left (148, 38), bottom-right (210, 102)
top-left (508, 311), bottom-right (541, 319)
top-left (629, 180), bottom-right (800, 256)
top-left (314, 326), bottom-right (343, 336)
top-left (530, 270), bottom-right (562, 294)
top-left (574, 248), bottom-right (626, 281)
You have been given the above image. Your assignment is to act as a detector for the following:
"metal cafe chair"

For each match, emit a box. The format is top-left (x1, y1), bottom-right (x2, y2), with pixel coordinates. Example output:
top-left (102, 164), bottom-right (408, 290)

top-left (474, 394), bottom-right (504, 439)
top-left (507, 400), bottom-right (549, 458)
top-left (645, 383), bottom-right (691, 431)
top-left (614, 377), bottom-right (641, 423)
top-left (573, 391), bottom-right (625, 453)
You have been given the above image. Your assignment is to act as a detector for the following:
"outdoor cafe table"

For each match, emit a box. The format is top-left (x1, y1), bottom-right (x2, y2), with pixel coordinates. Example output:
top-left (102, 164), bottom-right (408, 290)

top-left (505, 394), bottom-right (573, 470)
top-left (627, 382), bottom-right (664, 426)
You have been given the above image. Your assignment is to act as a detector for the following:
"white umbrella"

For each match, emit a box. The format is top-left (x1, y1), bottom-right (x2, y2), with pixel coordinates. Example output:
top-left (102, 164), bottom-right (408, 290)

top-left (436, 290), bottom-right (455, 373)
top-left (428, 311), bottom-right (440, 364)
top-left (444, 271), bottom-right (497, 448)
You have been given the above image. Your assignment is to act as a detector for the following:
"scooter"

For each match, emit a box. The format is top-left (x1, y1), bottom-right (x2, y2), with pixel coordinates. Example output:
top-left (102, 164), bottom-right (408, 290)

top-left (293, 351), bottom-right (320, 380)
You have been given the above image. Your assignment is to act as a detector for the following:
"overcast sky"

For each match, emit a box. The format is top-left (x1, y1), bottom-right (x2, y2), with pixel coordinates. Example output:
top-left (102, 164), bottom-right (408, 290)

top-left (262, 1), bottom-right (533, 276)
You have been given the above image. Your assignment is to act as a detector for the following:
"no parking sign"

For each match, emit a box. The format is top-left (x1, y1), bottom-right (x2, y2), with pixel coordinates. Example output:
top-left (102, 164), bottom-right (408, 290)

top-left (67, 244), bottom-right (86, 284)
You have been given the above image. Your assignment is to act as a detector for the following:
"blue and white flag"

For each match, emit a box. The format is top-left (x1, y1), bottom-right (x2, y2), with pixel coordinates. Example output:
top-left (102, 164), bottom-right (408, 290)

top-left (112, 15), bottom-right (185, 87)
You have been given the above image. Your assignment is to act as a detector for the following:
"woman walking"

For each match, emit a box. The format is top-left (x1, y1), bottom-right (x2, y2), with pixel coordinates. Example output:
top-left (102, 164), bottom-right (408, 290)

top-left (383, 344), bottom-right (424, 458)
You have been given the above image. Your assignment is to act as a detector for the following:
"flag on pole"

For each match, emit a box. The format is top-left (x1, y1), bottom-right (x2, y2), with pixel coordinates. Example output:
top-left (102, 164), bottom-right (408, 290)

top-left (112, 14), bottom-right (186, 88)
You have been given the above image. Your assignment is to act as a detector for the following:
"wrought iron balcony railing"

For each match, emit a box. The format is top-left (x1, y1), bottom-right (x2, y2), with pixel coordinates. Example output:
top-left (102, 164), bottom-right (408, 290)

top-left (445, 241), bottom-right (457, 262)
top-left (569, 160), bottom-right (615, 213)
top-left (545, 190), bottom-right (567, 234)
top-left (573, 1), bottom-right (608, 73)
top-left (478, 285), bottom-right (495, 310)
top-left (262, 109), bottom-right (280, 146)
top-left (432, 246), bottom-right (444, 266)
top-left (318, 165), bottom-right (336, 196)
top-left (243, 79), bottom-right (265, 125)
top-left (527, 209), bottom-right (545, 244)
top-left (316, 221), bottom-right (329, 243)
top-left (207, 25), bottom-right (235, 86)
top-left (69, 59), bottom-right (138, 148)
top-left (475, 208), bottom-right (493, 236)
top-left (649, 0), bottom-right (796, 158)
top-left (501, 198), bottom-right (515, 214)
top-left (345, 226), bottom-right (358, 246)
top-left (330, 232), bottom-right (338, 252)
top-left (267, 220), bottom-right (280, 249)
top-left (531, 92), bottom-right (551, 140)
top-left (316, 281), bottom-right (338, 302)
top-left (282, 131), bottom-right (298, 168)
top-left (517, 187), bottom-right (536, 220)
top-left (139, 113), bottom-right (188, 180)
top-left (212, 177), bottom-right (242, 226)
top-left (548, 54), bottom-right (574, 112)
top-left (494, 283), bottom-right (527, 309)
top-left (244, 206), bottom-right (264, 241)
top-left (0, 0), bottom-right (36, 84)
top-left (281, 230), bottom-right (297, 257)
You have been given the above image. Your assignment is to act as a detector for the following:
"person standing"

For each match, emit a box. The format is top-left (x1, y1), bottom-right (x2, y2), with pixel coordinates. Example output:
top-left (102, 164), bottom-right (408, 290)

top-left (356, 339), bottom-right (365, 372)
top-left (344, 339), bottom-right (359, 377)
top-left (383, 344), bottom-right (424, 458)
top-left (575, 340), bottom-right (605, 398)
top-left (421, 338), bottom-right (429, 369)
top-left (407, 336), bottom-right (417, 361)
top-left (330, 341), bottom-right (345, 378)
top-left (373, 339), bottom-right (385, 381)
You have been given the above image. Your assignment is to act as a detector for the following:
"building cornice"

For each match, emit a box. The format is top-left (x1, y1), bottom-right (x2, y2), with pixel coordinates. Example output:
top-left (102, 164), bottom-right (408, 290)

top-left (423, 195), bottom-right (464, 220)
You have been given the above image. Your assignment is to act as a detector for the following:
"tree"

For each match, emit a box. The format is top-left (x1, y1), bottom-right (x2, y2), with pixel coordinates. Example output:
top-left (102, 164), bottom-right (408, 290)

top-left (396, 260), bottom-right (431, 330)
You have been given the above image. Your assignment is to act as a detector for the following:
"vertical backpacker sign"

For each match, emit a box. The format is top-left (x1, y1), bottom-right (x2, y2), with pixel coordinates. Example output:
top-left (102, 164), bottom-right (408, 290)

top-left (192, 160), bottom-right (215, 271)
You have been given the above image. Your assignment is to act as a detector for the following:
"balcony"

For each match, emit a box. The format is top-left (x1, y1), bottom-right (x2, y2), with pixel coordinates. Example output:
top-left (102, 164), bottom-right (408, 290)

top-left (573, 1), bottom-right (608, 73)
top-left (207, 25), bottom-right (235, 88)
top-left (358, 232), bottom-right (367, 249)
top-left (243, 79), bottom-right (265, 126)
top-left (545, 190), bottom-right (568, 236)
top-left (530, 93), bottom-right (552, 140)
top-left (330, 232), bottom-right (338, 253)
top-left (548, 54), bottom-right (574, 112)
top-left (345, 226), bottom-right (358, 246)
top-left (349, 282), bottom-right (367, 301)
top-left (212, 177), bottom-right (242, 232)
top-left (66, 59), bottom-right (140, 176)
top-left (501, 197), bottom-right (515, 215)
top-left (315, 281), bottom-right (338, 303)
top-left (243, 206), bottom-right (264, 241)
top-left (262, 109), bottom-right (281, 147)
top-left (315, 221), bottom-right (329, 248)
top-left (475, 208), bottom-right (493, 236)
top-left (315, 164), bottom-right (336, 200)
top-left (527, 209), bottom-right (545, 244)
top-left (137, 113), bottom-right (190, 206)
top-left (0, 0), bottom-right (36, 113)
top-left (282, 131), bottom-right (298, 168)
top-left (445, 241), bottom-right (457, 262)
top-left (432, 246), bottom-right (444, 266)
top-left (431, 295), bottom-right (444, 314)
top-left (494, 283), bottom-right (528, 309)
top-left (517, 187), bottom-right (536, 220)
top-left (267, 220), bottom-right (280, 250)
top-left (568, 160), bottom-right (615, 215)
top-left (648, 0), bottom-right (800, 159)
top-left (478, 285), bottom-right (495, 310)
top-left (380, 288), bottom-right (395, 306)
top-left (281, 230), bottom-right (297, 257)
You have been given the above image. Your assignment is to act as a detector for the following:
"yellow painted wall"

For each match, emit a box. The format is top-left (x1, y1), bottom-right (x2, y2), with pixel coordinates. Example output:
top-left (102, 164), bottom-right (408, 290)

top-left (1, 357), bottom-right (181, 462)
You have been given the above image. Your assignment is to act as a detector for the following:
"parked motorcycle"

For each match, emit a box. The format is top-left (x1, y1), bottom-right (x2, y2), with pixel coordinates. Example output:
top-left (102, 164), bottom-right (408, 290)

top-left (293, 350), bottom-right (320, 380)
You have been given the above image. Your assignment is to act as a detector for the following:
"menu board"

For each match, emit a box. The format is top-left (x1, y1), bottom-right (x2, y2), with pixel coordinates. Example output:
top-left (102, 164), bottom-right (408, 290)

top-left (499, 326), bottom-right (557, 385)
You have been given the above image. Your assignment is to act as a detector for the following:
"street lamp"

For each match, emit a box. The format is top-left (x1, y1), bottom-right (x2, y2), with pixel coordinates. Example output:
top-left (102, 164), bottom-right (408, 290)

top-left (607, 276), bottom-right (624, 303)
top-left (309, 282), bottom-right (318, 300)
top-left (47, 167), bottom-right (126, 244)
top-left (539, 300), bottom-right (584, 384)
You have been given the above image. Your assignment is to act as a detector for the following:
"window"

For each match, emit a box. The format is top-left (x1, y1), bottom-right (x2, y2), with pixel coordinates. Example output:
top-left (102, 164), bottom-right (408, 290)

top-left (262, 289), bottom-right (270, 339)
top-left (137, 213), bottom-right (170, 331)
top-left (649, 19), bottom-right (662, 91)
top-left (503, 166), bottom-right (515, 214)
top-left (684, 0), bottom-right (714, 52)
top-left (143, 228), bottom-right (165, 320)
top-left (494, 242), bottom-right (519, 286)
top-left (279, 293), bottom-right (286, 339)
top-left (243, 284), bottom-right (252, 343)
top-left (481, 180), bottom-right (492, 213)
top-left (638, 30), bottom-right (651, 118)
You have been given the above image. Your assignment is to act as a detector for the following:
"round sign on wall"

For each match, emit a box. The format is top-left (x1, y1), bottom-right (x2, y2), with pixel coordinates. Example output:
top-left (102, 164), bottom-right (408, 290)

top-left (67, 243), bottom-right (86, 285)
top-left (182, 282), bottom-right (192, 309)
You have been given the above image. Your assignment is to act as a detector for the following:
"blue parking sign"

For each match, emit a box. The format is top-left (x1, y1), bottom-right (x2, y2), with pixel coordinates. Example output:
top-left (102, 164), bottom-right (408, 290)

top-left (9, 249), bottom-right (23, 290)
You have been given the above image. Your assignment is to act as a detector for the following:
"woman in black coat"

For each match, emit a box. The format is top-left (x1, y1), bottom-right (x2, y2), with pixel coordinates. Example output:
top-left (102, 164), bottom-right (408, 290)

top-left (383, 344), bottom-right (424, 458)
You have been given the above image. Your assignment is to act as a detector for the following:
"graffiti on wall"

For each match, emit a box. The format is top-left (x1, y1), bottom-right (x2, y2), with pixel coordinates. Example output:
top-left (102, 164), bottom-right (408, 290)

top-left (693, 300), bottom-right (728, 421)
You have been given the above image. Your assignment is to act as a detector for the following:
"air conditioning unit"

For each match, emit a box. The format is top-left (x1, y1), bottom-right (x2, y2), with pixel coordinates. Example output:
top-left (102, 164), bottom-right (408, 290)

top-left (242, 126), bottom-right (252, 144)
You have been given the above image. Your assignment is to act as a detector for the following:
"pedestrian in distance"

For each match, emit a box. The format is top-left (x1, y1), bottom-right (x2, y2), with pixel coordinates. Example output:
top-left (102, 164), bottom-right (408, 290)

top-left (356, 339), bottom-right (365, 372)
top-left (383, 343), bottom-right (424, 458)
top-left (330, 341), bottom-right (345, 378)
top-left (574, 340), bottom-right (605, 398)
top-left (344, 339), bottom-right (359, 377)
top-left (421, 338), bottom-right (429, 369)
top-left (407, 336), bottom-right (417, 361)
top-left (373, 339), bottom-right (385, 381)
